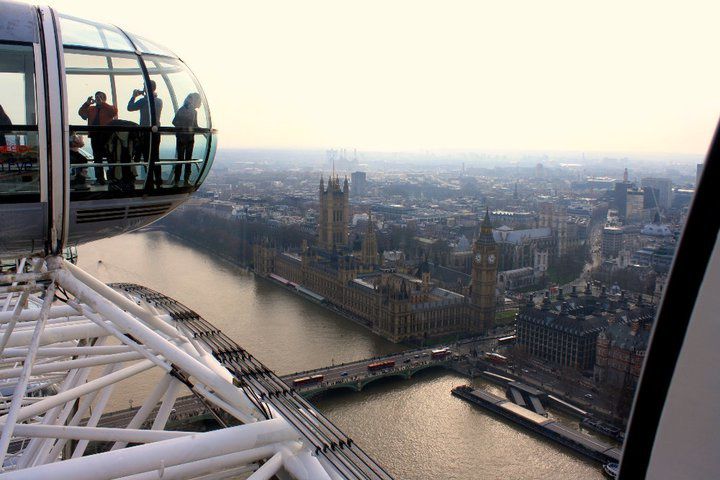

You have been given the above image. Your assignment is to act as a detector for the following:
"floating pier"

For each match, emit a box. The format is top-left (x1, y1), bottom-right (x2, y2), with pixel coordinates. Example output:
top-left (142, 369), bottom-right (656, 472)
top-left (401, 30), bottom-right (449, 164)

top-left (452, 385), bottom-right (621, 464)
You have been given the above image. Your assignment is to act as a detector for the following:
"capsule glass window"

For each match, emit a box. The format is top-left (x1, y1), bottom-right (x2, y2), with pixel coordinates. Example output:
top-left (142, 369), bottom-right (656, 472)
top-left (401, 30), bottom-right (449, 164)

top-left (144, 56), bottom-right (210, 129)
top-left (59, 14), bottom-right (133, 52)
top-left (126, 33), bottom-right (175, 58)
top-left (0, 43), bottom-right (39, 196)
top-left (65, 50), bottom-right (149, 128)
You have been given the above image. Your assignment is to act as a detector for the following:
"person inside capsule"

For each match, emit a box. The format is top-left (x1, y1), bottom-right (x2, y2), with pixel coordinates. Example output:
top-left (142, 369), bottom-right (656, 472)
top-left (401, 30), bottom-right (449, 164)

top-left (78, 91), bottom-right (118, 186)
top-left (128, 80), bottom-right (163, 189)
top-left (69, 134), bottom-right (89, 190)
top-left (172, 92), bottom-right (201, 186)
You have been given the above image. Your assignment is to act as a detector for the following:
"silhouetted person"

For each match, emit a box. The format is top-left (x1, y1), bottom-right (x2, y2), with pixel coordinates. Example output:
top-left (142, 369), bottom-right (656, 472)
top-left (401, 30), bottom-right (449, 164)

top-left (78, 91), bottom-right (117, 185)
top-left (172, 93), bottom-right (201, 186)
top-left (69, 134), bottom-right (89, 189)
top-left (0, 104), bottom-right (11, 148)
top-left (105, 119), bottom-right (142, 190)
top-left (128, 80), bottom-right (163, 127)
top-left (128, 80), bottom-right (164, 189)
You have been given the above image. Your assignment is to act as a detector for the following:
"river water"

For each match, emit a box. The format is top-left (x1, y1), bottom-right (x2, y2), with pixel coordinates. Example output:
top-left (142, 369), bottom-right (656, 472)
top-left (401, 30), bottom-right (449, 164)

top-left (77, 230), bottom-right (603, 480)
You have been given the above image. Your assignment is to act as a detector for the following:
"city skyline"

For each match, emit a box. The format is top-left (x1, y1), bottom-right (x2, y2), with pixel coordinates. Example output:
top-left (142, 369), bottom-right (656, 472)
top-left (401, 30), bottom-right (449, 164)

top-left (2, 3), bottom-right (718, 479)
top-left (33, 0), bottom-right (720, 155)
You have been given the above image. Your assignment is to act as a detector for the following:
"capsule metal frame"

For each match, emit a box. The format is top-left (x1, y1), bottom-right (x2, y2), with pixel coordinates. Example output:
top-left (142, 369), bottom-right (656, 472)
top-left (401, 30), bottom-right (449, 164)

top-left (0, 2), bottom-right (216, 258)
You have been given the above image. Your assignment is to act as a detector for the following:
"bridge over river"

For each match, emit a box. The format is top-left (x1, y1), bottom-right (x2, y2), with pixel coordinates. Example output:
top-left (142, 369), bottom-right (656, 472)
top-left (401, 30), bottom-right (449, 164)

top-left (282, 348), bottom-right (467, 397)
top-left (96, 330), bottom-right (503, 431)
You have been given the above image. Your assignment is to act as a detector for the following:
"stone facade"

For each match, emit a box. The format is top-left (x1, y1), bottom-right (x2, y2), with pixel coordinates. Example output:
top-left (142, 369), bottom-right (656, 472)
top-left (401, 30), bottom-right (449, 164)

top-left (318, 175), bottom-right (350, 251)
top-left (517, 288), bottom-right (654, 373)
top-left (252, 180), bottom-right (499, 343)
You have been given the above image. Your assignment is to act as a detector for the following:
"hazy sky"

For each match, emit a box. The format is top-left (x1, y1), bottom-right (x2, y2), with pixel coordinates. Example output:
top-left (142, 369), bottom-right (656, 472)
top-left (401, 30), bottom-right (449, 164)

top-left (32, 0), bottom-right (720, 154)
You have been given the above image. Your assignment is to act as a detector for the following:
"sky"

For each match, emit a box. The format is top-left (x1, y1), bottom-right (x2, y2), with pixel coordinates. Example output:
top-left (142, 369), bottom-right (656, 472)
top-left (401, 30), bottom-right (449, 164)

top-left (28, 0), bottom-right (720, 154)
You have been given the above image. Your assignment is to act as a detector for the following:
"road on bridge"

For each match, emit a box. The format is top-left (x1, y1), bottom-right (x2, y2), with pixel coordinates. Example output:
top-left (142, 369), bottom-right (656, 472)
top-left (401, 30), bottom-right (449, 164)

top-left (282, 334), bottom-right (507, 392)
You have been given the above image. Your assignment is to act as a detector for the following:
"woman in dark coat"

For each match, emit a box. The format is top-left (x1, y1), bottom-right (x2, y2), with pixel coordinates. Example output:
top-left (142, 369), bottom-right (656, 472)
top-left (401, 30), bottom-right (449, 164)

top-left (171, 93), bottom-right (201, 185)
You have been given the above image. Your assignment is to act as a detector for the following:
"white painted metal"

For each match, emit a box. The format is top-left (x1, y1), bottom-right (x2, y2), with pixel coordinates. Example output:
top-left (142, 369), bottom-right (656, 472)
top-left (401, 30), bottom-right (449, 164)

top-left (38, 6), bottom-right (67, 254)
top-left (247, 451), bottom-right (283, 480)
top-left (0, 304), bottom-right (82, 323)
top-left (0, 277), bottom-right (57, 460)
top-left (0, 257), bottom-right (354, 479)
top-left (10, 424), bottom-right (192, 443)
top-left (0, 351), bottom-right (144, 379)
top-left (150, 379), bottom-right (183, 431)
top-left (2, 418), bottom-right (297, 480)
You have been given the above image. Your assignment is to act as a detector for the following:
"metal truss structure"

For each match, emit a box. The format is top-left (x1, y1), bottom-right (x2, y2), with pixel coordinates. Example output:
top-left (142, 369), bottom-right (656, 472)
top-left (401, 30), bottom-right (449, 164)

top-left (0, 256), bottom-right (392, 480)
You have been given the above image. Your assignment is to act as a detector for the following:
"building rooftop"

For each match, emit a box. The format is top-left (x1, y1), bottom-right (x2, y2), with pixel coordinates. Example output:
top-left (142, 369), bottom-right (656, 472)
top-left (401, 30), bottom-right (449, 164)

top-left (601, 321), bottom-right (651, 351)
top-left (493, 227), bottom-right (552, 244)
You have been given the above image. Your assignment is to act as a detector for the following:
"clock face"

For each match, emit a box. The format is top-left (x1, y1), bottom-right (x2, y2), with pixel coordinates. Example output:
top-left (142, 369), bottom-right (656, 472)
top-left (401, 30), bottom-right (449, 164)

top-left (488, 254), bottom-right (496, 264)
top-left (475, 253), bottom-right (482, 263)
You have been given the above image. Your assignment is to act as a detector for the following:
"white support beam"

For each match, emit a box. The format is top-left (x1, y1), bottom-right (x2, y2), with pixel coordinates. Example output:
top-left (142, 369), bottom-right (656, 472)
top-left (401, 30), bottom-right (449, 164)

top-left (0, 271), bottom-right (53, 285)
top-left (0, 258), bottom-right (371, 480)
top-left (62, 262), bottom-right (182, 339)
top-left (2, 345), bottom-right (133, 358)
top-left (0, 279), bottom-right (56, 464)
top-left (283, 445), bottom-right (334, 480)
top-left (0, 290), bottom-right (33, 357)
top-left (116, 449), bottom-right (272, 480)
top-left (1, 417), bottom-right (297, 480)
top-left (150, 378), bottom-right (183, 431)
top-left (15, 367), bottom-right (85, 469)
top-left (66, 300), bottom-right (173, 373)
top-left (0, 304), bottom-right (79, 324)
top-left (110, 374), bottom-right (173, 451)
top-left (8, 424), bottom-right (193, 443)
top-left (1, 259), bottom-right (26, 313)
top-left (247, 451), bottom-right (283, 480)
top-left (0, 351), bottom-right (144, 379)
top-left (44, 361), bottom-right (124, 464)
top-left (191, 383), bottom-right (256, 423)
top-left (56, 268), bottom-right (260, 422)
top-left (23, 340), bottom-right (112, 468)
top-left (3, 360), bottom-right (155, 423)
top-left (70, 366), bottom-right (120, 458)
top-left (2, 322), bottom-right (108, 349)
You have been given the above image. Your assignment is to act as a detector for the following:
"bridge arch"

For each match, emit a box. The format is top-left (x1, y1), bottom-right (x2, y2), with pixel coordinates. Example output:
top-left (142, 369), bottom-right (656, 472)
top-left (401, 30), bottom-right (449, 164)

top-left (358, 372), bottom-right (411, 390)
top-left (303, 383), bottom-right (361, 400)
top-left (407, 362), bottom-right (454, 378)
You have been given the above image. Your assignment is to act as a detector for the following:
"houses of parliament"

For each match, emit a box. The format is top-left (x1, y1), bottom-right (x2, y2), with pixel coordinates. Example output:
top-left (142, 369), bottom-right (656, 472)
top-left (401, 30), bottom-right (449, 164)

top-left (254, 174), bottom-right (498, 343)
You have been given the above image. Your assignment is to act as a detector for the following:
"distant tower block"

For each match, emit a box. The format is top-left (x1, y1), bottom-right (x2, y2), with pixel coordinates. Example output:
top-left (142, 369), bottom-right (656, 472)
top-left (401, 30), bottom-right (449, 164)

top-left (472, 209), bottom-right (499, 332)
top-left (535, 163), bottom-right (544, 179)
top-left (318, 174), bottom-right (350, 251)
top-left (351, 171), bottom-right (368, 197)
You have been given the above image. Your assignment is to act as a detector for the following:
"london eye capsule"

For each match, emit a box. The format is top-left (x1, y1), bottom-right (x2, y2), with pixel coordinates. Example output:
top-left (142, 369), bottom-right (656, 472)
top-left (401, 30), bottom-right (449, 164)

top-left (0, 2), bottom-right (216, 258)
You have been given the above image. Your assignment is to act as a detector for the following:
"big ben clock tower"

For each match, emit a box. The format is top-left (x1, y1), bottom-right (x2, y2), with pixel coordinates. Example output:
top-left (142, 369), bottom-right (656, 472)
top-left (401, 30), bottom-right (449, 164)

top-left (471, 209), bottom-right (498, 332)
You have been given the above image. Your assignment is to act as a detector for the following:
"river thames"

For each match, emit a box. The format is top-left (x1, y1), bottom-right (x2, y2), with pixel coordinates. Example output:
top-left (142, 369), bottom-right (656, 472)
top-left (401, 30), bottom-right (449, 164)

top-left (78, 230), bottom-right (603, 480)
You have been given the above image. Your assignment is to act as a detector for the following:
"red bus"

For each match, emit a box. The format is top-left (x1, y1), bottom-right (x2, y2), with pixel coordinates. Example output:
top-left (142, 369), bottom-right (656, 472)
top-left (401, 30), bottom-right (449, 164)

top-left (431, 348), bottom-right (451, 359)
top-left (367, 360), bottom-right (395, 371)
top-left (484, 352), bottom-right (508, 365)
top-left (292, 374), bottom-right (324, 387)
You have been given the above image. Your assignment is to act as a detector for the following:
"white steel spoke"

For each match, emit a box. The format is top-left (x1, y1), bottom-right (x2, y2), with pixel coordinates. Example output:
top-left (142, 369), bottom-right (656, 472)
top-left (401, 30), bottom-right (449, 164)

top-left (150, 378), bottom-right (184, 431)
top-left (0, 278), bottom-right (56, 464)
top-left (11, 424), bottom-right (192, 443)
top-left (0, 256), bottom-right (386, 480)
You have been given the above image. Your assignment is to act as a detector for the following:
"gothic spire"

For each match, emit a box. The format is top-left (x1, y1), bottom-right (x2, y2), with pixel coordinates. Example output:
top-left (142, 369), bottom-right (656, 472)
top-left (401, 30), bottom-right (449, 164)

top-left (477, 208), bottom-right (495, 246)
